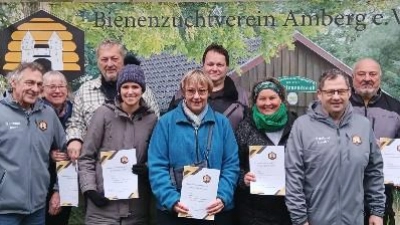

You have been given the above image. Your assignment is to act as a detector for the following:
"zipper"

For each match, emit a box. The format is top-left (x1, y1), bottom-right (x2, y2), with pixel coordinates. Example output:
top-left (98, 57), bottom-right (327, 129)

top-left (194, 126), bottom-right (200, 162)
top-left (27, 112), bottom-right (33, 212)
top-left (337, 128), bottom-right (342, 223)
top-left (0, 170), bottom-right (6, 186)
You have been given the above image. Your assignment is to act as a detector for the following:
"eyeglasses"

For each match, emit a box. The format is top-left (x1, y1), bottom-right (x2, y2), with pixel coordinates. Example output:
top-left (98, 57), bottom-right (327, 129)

top-left (44, 84), bottom-right (67, 91)
top-left (23, 80), bottom-right (43, 89)
top-left (185, 89), bottom-right (208, 97)
top-left (320, 89), bottom-right (349, 97)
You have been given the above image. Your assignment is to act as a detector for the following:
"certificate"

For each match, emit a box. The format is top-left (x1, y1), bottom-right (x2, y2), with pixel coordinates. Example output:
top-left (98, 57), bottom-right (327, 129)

top-left (249, 145), bottom-right (285, 195)
top-left (56, 161), bottom-right (79, 207)
top-left (380, 138), bottom-right (400, 185)
top-left (178, 166), bottom-right (220, 220)
top-left (100, 149), bottom-right (138, 200)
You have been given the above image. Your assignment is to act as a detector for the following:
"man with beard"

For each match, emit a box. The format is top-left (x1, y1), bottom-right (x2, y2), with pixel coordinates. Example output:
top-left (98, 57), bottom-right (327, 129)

top-left (350, 58), bottom-right (400, 225)
top-left (66, 40), bottom-right (160, 161)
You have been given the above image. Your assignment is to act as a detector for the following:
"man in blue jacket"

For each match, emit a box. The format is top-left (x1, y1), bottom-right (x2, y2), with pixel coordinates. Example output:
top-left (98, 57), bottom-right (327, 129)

top-left (350, 58), bottom-right (400, 225)
top-left (0, 62), bottom-right (66, 225)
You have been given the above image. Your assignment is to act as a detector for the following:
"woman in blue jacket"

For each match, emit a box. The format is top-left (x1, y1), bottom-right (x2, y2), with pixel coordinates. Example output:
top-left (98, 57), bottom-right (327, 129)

top-left (148, 69), bottom-right (239, 225)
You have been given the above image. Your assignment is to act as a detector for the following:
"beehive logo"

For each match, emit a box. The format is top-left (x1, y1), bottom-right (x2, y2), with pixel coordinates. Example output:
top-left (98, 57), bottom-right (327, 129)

top-left (0, 10), bottom-right (84, 81)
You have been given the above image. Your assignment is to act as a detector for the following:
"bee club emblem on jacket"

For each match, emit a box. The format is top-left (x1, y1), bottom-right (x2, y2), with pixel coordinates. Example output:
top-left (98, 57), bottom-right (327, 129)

top-left (37, 120), bottom-right (47, 131)
top-left (268, 151), bottom-right (277, 160)
top-left (352, 135), bottom-right (362, 145)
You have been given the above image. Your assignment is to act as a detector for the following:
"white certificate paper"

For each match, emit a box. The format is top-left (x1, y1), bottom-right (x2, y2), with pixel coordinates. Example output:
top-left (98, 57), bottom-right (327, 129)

top-left (178, 166), bottom-right (220, 220)
top-left (100, 149), bottom-right (138, 200)
top-left (56, 161), bottom-right (78, 207)
top-left (380, 138), bottom-right (400, 185)
top-left (249, 145), bottom-right (285, 195)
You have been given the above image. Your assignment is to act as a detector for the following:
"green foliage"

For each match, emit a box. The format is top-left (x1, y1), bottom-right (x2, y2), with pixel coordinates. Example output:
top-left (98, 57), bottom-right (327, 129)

top-left (48, 2), bottom-right (320, 76)
top-left (0, 75), bottom-right (7, 95)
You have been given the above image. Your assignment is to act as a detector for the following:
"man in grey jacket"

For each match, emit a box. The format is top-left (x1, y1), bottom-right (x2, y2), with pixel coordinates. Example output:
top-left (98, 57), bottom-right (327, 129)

top-left (285, 69), bottom-right (385, 225)
top-left (0, 62), bottom-right (66, 225)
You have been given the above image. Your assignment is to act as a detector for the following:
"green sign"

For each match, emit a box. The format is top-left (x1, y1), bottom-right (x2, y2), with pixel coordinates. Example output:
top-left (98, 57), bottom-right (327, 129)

top-left (278, 76), bottom-right (317, 93)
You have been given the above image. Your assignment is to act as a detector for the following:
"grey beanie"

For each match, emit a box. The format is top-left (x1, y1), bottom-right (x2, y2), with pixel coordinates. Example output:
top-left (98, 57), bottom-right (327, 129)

top-left (116, 65), bottom-right (146, 92)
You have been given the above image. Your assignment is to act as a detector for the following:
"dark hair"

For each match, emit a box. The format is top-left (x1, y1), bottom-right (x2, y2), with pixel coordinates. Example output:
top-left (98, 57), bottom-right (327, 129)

top-left (33, 58), bottom-right (52, 73)
top-left (318, 69), bottom-right (351, 90)
top-left (202, 43), bottom-right (230, 66)
top-left (251, 77), bottom-right (286, 105)
top-left (124, 53), bottom-right (141, 66)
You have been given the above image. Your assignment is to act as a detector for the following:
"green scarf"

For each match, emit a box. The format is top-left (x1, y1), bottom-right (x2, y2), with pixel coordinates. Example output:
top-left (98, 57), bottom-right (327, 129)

top-left (252, 103), bottom-right (288, 132)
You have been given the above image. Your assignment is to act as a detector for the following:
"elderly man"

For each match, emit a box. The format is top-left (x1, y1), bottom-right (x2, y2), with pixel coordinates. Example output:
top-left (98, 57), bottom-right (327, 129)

top-left (0, 62), bottom-right (66, 225)
top-left (285, 69), bottom-right (385, 225)
top-left (169, 43), bottom-right (248, 130)
top-left (66, 39), bottom-right (160, 161)
top-left (350, 58), bottom-right (400, 225)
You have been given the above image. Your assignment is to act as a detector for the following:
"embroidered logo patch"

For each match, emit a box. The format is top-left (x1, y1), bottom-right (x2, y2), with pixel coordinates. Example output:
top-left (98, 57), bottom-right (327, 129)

top-left (352, 135), bottom-right (362, 145)
top-left (37, 120), bottom-right (47, 131)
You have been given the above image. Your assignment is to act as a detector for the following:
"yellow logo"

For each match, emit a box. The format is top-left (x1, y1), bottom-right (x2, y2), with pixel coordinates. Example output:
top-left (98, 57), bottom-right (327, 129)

top-left (0, 10), bottom-right (84, 81)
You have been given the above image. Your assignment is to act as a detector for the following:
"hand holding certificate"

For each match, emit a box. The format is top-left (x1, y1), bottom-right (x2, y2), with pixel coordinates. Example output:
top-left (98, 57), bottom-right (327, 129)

top-left (100, 149), bottom-right (138, 200)
top-left (178, 166), bottom-right (220, 220)
top-left (380, 138), bottom-right (400, 185)
top-left (57, 161), bottom-right (79, 207)
top-left (249, 145), bottom-right (285, 195)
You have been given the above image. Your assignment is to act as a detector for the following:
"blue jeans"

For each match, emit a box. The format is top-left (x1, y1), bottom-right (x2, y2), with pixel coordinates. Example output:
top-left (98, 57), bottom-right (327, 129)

top-left (0, 207), bottom-right (45, 225)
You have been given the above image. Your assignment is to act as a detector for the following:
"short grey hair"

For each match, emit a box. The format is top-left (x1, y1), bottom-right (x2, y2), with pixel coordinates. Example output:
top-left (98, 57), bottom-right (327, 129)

top-left (43, 70), bottom-right (67, 85)
top-left (7, 62), bottom-right (44, 87)
top-left (95, 39), bottom-right (127, 58)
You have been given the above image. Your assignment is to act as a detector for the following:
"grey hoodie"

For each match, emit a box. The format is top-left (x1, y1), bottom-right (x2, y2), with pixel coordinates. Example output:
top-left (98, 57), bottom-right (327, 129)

top-left (285, 101), bottom-right (385, 225)
top-left (0, 93), bottom-right (66, 214)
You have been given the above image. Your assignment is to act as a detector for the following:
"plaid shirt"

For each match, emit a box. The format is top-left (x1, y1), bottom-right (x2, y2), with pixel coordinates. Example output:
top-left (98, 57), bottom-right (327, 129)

top-left (66, 77), bottom-right (160, 142)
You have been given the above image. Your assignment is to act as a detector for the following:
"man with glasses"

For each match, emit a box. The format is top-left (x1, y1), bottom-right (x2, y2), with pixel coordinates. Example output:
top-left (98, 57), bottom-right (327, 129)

top-left (350, 58), bottom-right (400, 225)
top-left (285, 69), bottom-right (385, 225)
top-left (0, 62), bottom-right (66, 225)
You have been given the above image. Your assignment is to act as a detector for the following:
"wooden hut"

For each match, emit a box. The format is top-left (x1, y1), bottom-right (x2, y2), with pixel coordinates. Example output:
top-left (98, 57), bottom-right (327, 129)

top-left (231, 31), bottom-right (352, 116)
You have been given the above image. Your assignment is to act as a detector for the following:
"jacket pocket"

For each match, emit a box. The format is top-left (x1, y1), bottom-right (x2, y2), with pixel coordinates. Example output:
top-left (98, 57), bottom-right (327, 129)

top-left (0, 169), bottom-right (7, 195)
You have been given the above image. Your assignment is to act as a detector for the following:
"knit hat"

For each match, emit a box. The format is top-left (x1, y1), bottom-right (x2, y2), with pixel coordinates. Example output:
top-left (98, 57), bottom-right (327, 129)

top-left (116, 64), bottom-right (146, 93)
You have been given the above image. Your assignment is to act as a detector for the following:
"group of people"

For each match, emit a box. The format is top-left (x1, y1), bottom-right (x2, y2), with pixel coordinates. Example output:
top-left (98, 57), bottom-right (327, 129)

top-left (0, 38), bottom-right (398, 225)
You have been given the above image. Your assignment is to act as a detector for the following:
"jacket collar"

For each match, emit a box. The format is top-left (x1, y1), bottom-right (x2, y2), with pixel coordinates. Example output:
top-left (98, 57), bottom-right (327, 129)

top-left (307, 100), bottom-right (353, 128)
top-left (104, 98), bottom-right (151, 121)
top-left (210, 76), bottom-right (238, 101)
top-left (90, 77), bottom-right (102, 90)
top-left (174, 101), bottom-right (216, 125)
top-left (350, 88), bottom-right (382, 106)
